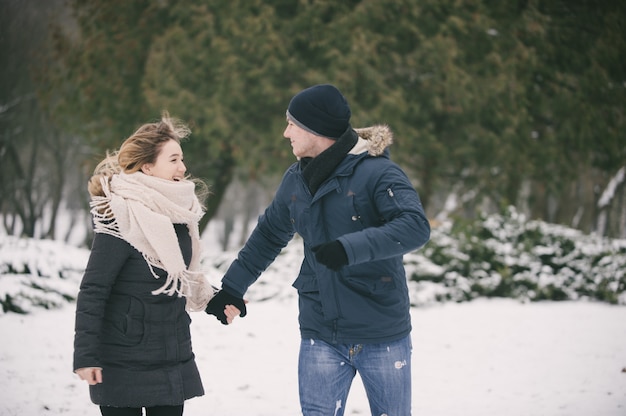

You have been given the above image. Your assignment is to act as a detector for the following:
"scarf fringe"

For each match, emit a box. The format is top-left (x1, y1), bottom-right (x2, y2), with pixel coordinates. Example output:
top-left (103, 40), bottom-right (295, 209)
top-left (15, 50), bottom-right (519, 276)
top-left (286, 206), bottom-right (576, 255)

top-left (91, 210), bottom-right (121, 238)
top-left (90, 180), bottom-right (124, 239)
top-left (150, 267), bottom-right (216, 312)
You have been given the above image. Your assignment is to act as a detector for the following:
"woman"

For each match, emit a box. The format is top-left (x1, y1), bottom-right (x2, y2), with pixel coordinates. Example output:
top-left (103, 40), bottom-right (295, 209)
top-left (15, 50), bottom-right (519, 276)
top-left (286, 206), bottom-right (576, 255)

top-left (74, 112), bottom-right (240, 416)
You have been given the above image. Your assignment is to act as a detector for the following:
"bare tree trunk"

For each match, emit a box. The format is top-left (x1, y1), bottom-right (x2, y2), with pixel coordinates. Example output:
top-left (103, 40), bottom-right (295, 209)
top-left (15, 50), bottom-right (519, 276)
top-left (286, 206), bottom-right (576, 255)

top-left (595, 166), bottom-right (625, 237)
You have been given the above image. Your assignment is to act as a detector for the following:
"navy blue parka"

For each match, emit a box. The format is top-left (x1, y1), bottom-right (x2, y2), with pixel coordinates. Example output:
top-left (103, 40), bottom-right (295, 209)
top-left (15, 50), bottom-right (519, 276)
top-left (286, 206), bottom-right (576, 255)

top-left (222, 125), bottom-right (430, 344)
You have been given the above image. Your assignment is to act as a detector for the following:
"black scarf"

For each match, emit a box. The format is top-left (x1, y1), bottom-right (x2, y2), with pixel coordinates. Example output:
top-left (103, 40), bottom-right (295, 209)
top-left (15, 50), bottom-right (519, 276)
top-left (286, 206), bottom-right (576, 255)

top-left (300, 127), bottom-right (359, 195)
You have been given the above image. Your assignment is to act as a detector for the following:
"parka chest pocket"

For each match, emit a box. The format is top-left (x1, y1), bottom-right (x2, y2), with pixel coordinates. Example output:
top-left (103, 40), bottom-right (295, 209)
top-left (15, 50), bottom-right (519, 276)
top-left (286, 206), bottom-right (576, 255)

top-left (336, 189), bottom-right (379, 233)
top-left (101, 294), bottom-right (145, 347)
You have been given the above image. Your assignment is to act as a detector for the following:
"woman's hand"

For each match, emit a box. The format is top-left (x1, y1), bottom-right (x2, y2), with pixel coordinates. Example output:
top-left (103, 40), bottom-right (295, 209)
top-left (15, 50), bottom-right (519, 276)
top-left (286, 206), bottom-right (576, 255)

top-left (75, 367), bottom-right (103, 385)
top-left (224, 303), bottom-right (246, 324)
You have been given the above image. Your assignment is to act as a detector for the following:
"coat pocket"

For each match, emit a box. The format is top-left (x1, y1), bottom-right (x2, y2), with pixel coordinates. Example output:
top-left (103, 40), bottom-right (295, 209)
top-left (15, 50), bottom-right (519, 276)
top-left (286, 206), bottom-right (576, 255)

top-left (101, 294), bottom-right (145, 347)
top-left (342, 274), bottom-right (396, 295)
top-left (292, 274), bottom-right (319, 294)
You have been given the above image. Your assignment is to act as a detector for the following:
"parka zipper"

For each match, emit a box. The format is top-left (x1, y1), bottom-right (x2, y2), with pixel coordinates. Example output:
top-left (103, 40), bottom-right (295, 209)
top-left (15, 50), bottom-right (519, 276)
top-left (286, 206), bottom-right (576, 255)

top-left (318, 182), bottom-right (342, 344)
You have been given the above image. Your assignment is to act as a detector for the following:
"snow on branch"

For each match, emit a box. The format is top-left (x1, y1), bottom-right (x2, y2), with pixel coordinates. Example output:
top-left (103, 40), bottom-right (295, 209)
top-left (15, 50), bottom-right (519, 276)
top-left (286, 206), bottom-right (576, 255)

top-left (598, 166), bottom-right (625, 209)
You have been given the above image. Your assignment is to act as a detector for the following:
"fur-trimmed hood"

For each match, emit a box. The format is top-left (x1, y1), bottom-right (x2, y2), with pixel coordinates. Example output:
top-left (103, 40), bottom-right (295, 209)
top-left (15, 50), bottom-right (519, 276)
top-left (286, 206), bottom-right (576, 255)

top-left (351, 124), bottom-right (393, 156)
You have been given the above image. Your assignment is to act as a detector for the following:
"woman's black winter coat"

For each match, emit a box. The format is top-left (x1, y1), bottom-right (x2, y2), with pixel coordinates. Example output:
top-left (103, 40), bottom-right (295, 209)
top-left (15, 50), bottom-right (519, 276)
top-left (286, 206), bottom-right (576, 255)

top-left (73, 224), bottom-right (204, 407)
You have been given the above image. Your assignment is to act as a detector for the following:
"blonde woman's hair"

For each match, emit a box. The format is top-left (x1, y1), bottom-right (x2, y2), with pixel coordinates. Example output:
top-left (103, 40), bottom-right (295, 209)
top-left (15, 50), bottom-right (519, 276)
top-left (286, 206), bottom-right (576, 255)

top-left (88, 111), bottom-right (208, 204)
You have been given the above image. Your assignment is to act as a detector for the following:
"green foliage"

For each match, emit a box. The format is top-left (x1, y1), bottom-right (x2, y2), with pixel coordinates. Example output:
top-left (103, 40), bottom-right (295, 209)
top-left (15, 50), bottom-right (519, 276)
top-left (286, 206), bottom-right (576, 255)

top-left (45, 0), bottom-right (167, 146)
top-left (406, 207), bottom-right (626, 304)
top-left (40, 0), bottom-right (626, 231)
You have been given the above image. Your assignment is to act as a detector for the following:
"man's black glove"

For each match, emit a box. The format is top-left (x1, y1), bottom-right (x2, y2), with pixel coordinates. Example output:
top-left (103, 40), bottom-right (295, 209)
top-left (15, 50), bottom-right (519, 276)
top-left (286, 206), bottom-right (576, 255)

top-left (205, 288), bottom-right (247, 325)
top-left (312, 240), bottom-right (348, 271)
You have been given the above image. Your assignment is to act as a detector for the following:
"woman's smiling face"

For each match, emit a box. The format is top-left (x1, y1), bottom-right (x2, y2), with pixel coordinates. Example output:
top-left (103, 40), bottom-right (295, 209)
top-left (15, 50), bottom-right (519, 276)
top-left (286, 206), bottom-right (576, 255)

top-left (141, 139), bottom-right (186, 181)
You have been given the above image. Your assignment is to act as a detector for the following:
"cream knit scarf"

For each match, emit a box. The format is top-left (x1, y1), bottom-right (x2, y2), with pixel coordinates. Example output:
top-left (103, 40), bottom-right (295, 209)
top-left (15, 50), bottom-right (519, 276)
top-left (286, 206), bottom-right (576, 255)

top-left (90, 172), bottom-right (214, 311)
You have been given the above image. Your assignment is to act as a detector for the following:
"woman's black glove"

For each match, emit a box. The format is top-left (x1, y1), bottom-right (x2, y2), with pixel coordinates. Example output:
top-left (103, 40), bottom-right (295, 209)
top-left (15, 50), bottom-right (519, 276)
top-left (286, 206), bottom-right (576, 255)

top-left (205, 289), bottom-right (247, 325)
top-left (312, 240), bottom-right (348, 271)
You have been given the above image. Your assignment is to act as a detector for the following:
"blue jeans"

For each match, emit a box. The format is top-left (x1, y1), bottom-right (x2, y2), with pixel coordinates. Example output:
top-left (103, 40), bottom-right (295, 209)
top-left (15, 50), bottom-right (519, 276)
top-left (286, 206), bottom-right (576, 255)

top-left (298, 335), bottom-right (412, 416)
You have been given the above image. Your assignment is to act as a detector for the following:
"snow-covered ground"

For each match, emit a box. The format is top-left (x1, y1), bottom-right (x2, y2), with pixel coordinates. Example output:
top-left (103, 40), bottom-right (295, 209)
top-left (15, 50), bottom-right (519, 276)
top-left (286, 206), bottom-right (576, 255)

top-left (1, 296), bottom-right (625, 415)
top-left (1, 225), bottom-right (625, 415)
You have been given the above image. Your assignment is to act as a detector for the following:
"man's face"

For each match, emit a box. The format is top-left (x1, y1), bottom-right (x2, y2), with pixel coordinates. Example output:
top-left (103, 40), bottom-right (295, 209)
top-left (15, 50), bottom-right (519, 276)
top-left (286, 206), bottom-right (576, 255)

top-left (283, 120), bottom-right (333, 159)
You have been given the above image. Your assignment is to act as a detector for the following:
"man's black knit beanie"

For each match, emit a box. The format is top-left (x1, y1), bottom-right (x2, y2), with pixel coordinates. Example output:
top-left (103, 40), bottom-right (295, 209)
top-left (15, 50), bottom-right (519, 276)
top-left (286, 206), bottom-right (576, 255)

top-left (286, 84), bottom-right (351, 140)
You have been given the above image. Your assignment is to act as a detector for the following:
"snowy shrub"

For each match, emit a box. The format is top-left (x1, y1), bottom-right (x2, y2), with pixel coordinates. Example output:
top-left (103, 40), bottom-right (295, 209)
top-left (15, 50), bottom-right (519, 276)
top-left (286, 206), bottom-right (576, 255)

top-left (0, 236), bottom-right (88, 314)
top-left (406, 207), bottom-right (626, 305)
top-left (2, 207), bottom-right (625, 314)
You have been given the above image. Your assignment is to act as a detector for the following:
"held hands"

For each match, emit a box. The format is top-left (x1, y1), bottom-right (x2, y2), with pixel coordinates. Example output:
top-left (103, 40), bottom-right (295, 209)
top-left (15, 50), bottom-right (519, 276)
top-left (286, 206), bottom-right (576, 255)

top-left (224, 304), bottom-right (243, 325)
top-left (312, 240), bottom-right (348, 271)
top-left (206, 289), bottom-right (247, 325)
top-left (75, 367), bottom-right (103, 385)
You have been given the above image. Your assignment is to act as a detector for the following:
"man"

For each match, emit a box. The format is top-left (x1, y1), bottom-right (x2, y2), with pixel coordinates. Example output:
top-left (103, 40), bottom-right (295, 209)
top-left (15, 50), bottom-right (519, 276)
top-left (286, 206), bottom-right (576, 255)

top-left (206, 84), bottom-right (430, 415)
